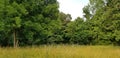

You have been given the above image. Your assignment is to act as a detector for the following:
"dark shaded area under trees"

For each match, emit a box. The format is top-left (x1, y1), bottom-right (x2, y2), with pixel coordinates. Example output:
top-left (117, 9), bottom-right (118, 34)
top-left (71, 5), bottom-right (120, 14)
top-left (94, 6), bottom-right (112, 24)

top-left (0, 0), bottom-right (120, 47)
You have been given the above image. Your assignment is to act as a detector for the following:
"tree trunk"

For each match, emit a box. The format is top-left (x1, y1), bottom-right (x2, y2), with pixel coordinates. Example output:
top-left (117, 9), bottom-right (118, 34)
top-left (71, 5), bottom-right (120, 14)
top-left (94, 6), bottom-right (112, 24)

top-left (13, 29), bottom-right (18, 48)
top-left (13, 30), bottom-right (16, 47)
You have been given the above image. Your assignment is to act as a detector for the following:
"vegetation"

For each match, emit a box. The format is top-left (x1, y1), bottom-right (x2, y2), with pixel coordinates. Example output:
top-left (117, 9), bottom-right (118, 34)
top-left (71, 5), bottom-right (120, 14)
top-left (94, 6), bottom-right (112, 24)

top-left (0, 0), bottom-right (120, 57)
top-left (0, 45), bottom-right (120, 58)
top-left (0, 0), bottom-right (120, 47)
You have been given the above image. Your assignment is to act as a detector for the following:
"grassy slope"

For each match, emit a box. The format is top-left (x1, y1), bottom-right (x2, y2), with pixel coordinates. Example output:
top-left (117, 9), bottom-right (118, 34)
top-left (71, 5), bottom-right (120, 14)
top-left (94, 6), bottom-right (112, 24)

top-left (0, 45), bottom-right (120, 58)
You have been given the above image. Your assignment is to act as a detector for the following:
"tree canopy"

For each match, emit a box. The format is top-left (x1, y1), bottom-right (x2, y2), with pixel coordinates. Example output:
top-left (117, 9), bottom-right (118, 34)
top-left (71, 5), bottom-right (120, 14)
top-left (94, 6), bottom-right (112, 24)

top-left (0, 0), bottom-right (120, 47)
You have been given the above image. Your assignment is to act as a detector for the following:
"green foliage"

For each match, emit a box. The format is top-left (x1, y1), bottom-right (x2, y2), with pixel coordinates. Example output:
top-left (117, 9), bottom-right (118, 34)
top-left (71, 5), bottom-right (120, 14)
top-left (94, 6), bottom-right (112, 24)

top-left (0, 0), bottom-right (61, 46)
top-left (82, 0), bottom-right (120, 45)
top-left (0, 0), bottom-right (120, 46)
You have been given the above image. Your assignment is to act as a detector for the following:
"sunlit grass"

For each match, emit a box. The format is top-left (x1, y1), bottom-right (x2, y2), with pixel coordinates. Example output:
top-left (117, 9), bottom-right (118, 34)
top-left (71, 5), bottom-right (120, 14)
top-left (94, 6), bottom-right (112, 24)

top-left (0, 45), bottom-right (120, 58)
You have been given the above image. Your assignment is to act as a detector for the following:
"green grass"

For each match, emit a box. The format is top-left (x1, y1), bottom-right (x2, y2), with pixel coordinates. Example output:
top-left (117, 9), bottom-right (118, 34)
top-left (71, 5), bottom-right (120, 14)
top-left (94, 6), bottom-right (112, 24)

top-left (0, 45), bottom-right (120, 58)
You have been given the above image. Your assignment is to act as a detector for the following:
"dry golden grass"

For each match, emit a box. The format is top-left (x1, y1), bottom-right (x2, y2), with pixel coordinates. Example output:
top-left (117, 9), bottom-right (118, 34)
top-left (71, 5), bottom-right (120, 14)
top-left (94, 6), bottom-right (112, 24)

top-left (0, 45), bottom-right (120, 58)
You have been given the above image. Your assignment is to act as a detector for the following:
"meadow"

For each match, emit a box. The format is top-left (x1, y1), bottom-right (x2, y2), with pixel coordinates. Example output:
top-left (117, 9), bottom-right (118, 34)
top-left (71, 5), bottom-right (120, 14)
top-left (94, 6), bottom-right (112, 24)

top-left (0, 45), bottom-right (120, 58)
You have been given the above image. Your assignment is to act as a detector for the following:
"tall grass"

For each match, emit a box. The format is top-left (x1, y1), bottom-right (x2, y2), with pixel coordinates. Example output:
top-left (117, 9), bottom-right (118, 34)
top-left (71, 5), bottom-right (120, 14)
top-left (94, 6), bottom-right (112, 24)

top-left (0, 45), bottom-right (120, 58)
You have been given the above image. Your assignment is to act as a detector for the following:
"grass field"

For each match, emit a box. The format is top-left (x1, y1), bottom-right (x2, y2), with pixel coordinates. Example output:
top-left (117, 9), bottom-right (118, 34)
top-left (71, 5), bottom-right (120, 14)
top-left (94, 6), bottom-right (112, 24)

top-left (0, 45), bottom-right (120, 58)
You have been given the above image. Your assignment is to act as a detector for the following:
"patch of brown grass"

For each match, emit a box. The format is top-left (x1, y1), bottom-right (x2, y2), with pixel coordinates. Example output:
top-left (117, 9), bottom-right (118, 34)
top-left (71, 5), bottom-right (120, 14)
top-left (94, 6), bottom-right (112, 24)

top-left (0, 45), bottom-right (120, 58)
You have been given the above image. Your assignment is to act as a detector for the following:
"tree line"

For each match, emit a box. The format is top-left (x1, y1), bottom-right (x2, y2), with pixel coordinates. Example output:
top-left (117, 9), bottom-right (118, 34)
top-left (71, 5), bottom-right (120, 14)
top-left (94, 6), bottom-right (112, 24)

top-left (0, 0), bottom-right (120, 47)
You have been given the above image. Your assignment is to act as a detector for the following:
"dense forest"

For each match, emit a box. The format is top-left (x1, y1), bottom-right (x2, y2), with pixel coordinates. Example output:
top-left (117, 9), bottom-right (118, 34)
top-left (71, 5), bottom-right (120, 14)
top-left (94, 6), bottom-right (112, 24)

top-left (0, 0), bottom-right (120, 47)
